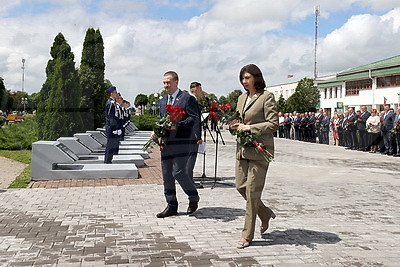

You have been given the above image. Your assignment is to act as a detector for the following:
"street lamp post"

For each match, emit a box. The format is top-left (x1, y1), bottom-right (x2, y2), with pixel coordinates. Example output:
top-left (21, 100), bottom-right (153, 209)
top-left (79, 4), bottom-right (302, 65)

top-left (21, 58), bottom-right (25, 92)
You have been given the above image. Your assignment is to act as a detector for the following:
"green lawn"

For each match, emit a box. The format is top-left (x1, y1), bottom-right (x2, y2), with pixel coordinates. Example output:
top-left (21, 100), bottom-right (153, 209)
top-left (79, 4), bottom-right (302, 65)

top-left (0, 150), bottom-right (32, 188)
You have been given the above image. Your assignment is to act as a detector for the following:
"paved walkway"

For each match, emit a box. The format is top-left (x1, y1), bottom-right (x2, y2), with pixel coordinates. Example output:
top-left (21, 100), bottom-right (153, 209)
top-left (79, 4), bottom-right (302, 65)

top-left (0, 156), bottom-right (26, 188)
top-left (1, 130), bottom-right (400, 266)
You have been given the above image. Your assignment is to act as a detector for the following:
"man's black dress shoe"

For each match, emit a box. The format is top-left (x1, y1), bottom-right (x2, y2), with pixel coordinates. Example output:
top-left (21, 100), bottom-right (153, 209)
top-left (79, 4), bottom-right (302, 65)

top-left (393, 154), bottom-right (400, 157)
top-left (156, 208), bottom-right (177, 218)
top-left (187, 202), bottom-right (198, 214)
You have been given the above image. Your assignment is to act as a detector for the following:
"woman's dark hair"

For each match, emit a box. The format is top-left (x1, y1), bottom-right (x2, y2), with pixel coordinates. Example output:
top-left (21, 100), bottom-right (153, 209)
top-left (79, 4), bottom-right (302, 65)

top-left (239, 64), bottom-right (266, 92)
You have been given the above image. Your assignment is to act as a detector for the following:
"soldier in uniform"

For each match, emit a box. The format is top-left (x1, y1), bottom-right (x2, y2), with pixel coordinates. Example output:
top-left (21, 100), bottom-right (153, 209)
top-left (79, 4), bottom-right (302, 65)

top-left (122, 100), bottom-right (131, 133)
top-left (115, 93), bottom-right (126, 141)
top-left (104, 86), bottom-right (122, 164)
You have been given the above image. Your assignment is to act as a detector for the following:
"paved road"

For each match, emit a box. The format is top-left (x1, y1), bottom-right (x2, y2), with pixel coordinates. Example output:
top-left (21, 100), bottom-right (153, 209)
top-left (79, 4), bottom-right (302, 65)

top-left (0, 130), bottom-right (399, 266)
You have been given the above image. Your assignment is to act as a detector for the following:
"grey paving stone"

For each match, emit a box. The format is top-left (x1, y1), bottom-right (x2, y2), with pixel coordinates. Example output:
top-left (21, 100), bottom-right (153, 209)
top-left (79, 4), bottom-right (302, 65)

top-left (0, 133), bottom-right (399, 265)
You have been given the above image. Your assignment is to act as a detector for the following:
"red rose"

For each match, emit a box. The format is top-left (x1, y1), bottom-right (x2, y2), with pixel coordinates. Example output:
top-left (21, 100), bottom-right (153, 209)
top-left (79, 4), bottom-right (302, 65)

top-left (210, 111), bottom-right (219, 121)
top-left (166, 104), bottom-right (173, 113)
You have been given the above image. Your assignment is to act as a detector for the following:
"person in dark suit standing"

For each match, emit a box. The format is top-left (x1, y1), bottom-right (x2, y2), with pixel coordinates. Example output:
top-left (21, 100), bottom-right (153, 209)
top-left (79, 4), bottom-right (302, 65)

top-left (356, 105), bottom-right (371, 151)
top-left (315, 109), bottom-right (324, 143)
top-left (321, 112), bottom-right (330, 145)
top-left (283, 113), bottom-right (292, 139)
top-left (156, 71), bottom-right (200, 218)
top-left (104, 86), bottom-right (122, 164)
top-left (187, 82), bottom-right (203, 184)
top-left (382, 104), bottom-right (396, 155)
top-left (308, 112), bottom-right (316, 143)
top-left (346, 108), bottom-right (358, 150)
top-left (393, 107), bottom-right (400, 157)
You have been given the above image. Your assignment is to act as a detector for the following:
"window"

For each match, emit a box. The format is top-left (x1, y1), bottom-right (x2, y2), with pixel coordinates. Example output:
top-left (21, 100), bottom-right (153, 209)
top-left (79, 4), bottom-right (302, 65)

top-left (334, 87), bottom-right (338, 98)
top-left (345, 79), bottom-right (372, 95)
top-left (377, 75), bottom-right (400, 88)
top-left (329, 88), bottom-right (332, 98)
top-left (324, 88), bottom-right (327, 99)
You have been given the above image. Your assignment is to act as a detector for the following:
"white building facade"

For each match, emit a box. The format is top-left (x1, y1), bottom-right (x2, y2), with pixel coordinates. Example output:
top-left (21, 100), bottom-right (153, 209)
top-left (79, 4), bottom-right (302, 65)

top-left (317, 55), bottom-right (400, 116)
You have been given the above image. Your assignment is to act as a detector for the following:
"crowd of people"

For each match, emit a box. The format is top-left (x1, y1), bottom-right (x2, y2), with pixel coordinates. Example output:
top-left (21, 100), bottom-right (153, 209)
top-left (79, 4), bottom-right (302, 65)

top-left (276, 105), bottom-right (400, 157)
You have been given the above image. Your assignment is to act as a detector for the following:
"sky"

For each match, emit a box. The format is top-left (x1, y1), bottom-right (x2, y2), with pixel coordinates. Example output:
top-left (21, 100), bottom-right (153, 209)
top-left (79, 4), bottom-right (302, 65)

top-left (1, 0), bottom-right (400, 103)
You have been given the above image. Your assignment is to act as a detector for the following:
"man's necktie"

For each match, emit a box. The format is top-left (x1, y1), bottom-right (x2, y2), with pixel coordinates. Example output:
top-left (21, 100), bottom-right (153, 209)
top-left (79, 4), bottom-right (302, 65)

top-left (168, 95), bottom-right (173, 105)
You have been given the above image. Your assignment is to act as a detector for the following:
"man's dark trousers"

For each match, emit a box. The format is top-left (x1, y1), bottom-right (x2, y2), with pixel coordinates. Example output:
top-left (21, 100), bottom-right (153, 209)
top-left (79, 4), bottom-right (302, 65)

top-left (104, 136), bottom-right (120, 163)
top-left (161, 141), bottom-right (199, 210)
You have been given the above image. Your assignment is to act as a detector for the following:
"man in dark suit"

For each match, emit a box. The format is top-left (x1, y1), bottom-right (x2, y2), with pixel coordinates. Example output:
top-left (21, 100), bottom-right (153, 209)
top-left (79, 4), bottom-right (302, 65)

top-left (104, 86), bottom-right (122, 164)
top-left (321, 112), bottom-right (330, 145)
top-left (156, 71), bottom-right (200, 218)
top-left (187, 82), bottom-right (203, 185)
top-left (382, 104), bottom-right (395, 155)
top-left (357, 106), bottom-right (371, 151)
top-left (307, 112), bottom-right (316, 143)
top-left (346, 108), bottom-right (358, 150)
top-left (283, 113), bottom-right (292, 139)
top-left (315, 109), bottom-right (324, 143)
top-left (393, 107), bottom-right (400, 157)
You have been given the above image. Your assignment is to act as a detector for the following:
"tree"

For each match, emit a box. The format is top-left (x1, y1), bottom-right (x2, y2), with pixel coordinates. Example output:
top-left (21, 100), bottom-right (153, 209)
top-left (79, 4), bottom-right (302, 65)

top-left (37, 33), bottom-right (84, 140)
top-left (277, 93), bottom-right (286, 113)
top-left (134, 94), bottom-right (148, 114)
top-left (285, 78), bottom-right (319, 113)
top-left (227, 89), bottom-right (243, 110)
top-left (79, 28), bottom-right (107, 130)
top-left (0, 78), bottom-right (7, 111)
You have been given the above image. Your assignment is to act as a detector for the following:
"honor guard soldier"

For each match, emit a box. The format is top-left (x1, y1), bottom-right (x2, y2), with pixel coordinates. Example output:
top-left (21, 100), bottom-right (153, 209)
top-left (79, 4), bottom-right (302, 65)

top-left (122, 100), bottom-right (131, 136)
top-left (115, 93), bottom-right (126, 141)
top-left (104, 86), bottom-right (122, 164)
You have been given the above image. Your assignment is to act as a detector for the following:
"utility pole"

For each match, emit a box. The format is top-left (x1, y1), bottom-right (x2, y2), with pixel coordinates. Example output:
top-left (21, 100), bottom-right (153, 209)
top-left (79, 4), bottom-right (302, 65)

top-left (21, 58), bottom-right (25, 92)
top-left (314, 6), bottom-right (320, 80)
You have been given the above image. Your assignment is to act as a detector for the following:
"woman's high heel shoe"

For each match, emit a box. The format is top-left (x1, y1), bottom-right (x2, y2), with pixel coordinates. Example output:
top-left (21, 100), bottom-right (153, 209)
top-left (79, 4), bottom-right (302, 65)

top-left (260, 212), bottom-right (276, 234)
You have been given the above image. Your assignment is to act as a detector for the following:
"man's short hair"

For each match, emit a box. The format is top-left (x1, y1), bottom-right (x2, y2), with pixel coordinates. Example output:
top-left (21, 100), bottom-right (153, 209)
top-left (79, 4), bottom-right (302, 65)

top-left (164, 71), bottom-right (179, 81)
top-left (190, 82), bottom-right (201, 89)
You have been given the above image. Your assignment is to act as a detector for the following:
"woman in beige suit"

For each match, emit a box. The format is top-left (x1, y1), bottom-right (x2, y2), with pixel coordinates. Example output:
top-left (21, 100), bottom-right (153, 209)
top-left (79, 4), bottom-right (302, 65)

top-left (230, 64), bottom-right (278, 249)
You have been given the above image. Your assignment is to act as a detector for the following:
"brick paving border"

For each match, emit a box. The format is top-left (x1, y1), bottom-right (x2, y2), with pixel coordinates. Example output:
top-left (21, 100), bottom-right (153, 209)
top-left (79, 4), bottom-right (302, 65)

top-left (29, 149), bottom-right (163, 188)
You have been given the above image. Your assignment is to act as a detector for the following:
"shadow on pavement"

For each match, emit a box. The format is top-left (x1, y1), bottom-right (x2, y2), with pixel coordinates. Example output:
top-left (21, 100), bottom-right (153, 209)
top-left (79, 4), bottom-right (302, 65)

top-left (0, 189), bottom-right (6, 193)
top-left (194, 176), bottom-right (235, 188)
top-left (255, 229), bottom-right (341, 250)
top-left (192, 207), bottom-right (245, 222)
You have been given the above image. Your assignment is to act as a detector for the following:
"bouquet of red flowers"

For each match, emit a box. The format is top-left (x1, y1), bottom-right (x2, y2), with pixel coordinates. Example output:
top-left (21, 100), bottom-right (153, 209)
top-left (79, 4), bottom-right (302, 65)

top-left (208, 102), bottom-right (239, 125)
top-left (142, 104), bottom-right (185, 151)
top-left (392, 121), bottom-right (400, 134)
top-left (232, 130), bottom-right (274, 162)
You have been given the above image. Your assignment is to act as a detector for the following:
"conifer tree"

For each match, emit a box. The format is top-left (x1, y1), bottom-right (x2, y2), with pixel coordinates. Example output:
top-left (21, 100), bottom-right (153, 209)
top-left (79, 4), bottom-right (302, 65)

top-left (38, 33), bottom-right (83, 140)
top-left (79, 28), bottom-right (107, 130)
top-left (0, 77), bottom-right (7, 111)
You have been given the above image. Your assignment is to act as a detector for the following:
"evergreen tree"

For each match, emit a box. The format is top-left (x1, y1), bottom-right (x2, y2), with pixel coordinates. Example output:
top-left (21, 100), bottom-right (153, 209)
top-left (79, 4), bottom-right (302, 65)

top-left (79, 28), bottom-right (107, 130)
top-left (285, 78), bottom-right (319, 113)
top-left (38, 33), bottom-right (83, 140)
top-left (0, 78), bottom-right (7, 111)
top-left (277, 93), bottom-right (286, 113)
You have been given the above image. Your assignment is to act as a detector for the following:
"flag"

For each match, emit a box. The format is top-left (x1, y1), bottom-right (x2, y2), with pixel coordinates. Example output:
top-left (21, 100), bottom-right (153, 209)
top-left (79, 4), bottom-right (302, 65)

top-left (384, 97), bottom-right (387, 105)
top-left (287, 74), bottom-right (293, 78)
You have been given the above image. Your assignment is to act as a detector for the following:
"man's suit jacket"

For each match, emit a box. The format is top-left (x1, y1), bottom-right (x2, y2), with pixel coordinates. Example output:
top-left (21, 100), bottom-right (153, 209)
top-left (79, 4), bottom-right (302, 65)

top-left (382, 111), bottom-right (395, 132)
top-left (357, 111), bottom-right (371, 131)
top-left (160, 90), bottom-right (200, 147)
top-left (235, 90), bottom-right (278, 161)
top-left (347, 112), bottom-right (357, 130)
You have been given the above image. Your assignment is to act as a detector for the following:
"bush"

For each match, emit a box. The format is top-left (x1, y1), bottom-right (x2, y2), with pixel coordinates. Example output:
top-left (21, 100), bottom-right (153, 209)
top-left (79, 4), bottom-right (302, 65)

top-left (0, 116), bottom-right (38, 149)
top-left (130, 114), bottom-right (157, 130)
top-left (0, 115), bottom-right (5, 126)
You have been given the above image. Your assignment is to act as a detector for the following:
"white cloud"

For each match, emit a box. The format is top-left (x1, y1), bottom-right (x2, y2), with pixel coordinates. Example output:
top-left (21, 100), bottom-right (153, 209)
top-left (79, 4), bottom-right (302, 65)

top-left (1, 0), bottom-right (400, 105)
top-left (318, 8), bottom-right (400, 74)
